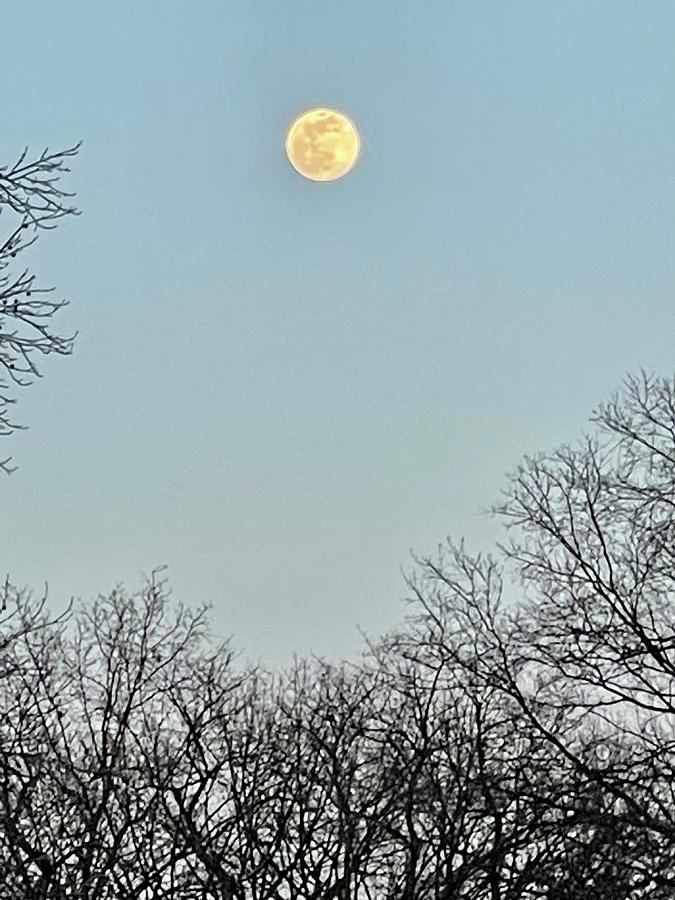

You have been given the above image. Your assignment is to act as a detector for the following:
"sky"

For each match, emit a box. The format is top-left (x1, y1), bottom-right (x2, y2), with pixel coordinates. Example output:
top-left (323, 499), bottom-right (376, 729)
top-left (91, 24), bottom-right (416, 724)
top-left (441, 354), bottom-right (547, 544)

top-left (2, 1), bottom-right (675, 670)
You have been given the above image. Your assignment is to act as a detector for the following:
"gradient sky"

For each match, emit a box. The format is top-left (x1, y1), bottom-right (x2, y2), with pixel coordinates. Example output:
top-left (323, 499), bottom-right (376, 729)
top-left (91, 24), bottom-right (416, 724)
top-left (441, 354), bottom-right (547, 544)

top-left (3, 1), bottom-right (675, 669)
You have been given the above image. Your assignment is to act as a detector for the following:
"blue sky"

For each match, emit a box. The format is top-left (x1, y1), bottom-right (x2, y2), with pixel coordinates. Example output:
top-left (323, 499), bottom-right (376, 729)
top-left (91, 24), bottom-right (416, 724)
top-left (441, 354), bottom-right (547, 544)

top-left (3, 1), bottom-right (675, 668)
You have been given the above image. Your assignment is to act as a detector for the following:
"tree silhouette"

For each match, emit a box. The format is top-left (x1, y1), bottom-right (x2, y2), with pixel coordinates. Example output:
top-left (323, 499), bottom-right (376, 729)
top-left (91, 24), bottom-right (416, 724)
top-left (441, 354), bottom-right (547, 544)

top-left (0, 142), bottom-right (81, 474)
top-left (2, 370), bottom-right (675, 897)
top-left (396, 369), bottom-right (675, 897)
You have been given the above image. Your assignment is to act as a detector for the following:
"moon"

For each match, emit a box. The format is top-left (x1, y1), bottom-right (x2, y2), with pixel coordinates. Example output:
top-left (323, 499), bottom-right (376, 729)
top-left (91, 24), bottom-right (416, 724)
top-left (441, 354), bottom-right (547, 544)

top-left (285, 108), bottom-right (361, 182)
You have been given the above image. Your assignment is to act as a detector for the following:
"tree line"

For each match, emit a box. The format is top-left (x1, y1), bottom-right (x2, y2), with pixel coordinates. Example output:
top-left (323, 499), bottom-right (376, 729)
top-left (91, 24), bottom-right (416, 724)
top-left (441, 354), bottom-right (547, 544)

top-left (1, 144), bottom-right (674, 898)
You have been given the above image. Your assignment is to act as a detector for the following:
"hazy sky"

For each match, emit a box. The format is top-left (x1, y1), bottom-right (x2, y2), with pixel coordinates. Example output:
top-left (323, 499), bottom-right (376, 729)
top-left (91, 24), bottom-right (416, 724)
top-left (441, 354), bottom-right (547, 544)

top-left (3, 1), bottom-right (675, 669)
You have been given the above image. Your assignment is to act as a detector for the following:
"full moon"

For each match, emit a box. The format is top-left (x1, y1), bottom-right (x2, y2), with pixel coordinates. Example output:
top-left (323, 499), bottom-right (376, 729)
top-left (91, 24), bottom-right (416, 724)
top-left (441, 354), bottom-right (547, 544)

top-left (285, 108), bottom-right (361, 182)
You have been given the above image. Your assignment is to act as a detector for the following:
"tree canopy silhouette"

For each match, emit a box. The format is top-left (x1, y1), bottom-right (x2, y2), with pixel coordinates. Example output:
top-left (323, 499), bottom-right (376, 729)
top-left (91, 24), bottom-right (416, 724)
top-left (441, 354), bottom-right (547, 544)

top-left (2, 370), bottom-right (674, 898)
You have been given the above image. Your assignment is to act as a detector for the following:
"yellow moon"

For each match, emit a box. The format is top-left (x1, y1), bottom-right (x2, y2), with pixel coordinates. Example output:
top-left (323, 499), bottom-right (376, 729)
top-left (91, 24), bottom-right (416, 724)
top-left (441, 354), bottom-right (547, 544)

top-left (285, 108), bottom-right (361, 182)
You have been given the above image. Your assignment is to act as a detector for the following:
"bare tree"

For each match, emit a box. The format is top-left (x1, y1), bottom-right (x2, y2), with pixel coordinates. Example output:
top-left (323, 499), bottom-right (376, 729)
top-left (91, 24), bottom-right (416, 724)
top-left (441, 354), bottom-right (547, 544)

top-left (256, 656), bottom-right (398, 900)
top-left (391, 369), bottom-right (675, 897)
top-left (0, 583), bottom-right (76, 899)
top-left (354, 614), bottom-right (595, 900)
top-left (0, 143), bottom-right (80, 474)
top-left (1, 551), bottom-right (661, 899)
top-left (0, 568), bottom-right (253, 899)
top-left (137, 612), bottom-right (263, 900)
top-left (5, 370), bottom-right (675, 897)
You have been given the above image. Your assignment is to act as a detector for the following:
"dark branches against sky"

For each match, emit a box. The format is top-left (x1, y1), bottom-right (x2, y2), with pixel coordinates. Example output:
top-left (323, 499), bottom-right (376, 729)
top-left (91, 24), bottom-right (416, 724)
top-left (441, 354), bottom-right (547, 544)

top-left (0, 142), bottom-right (81, 474)
top-left (2, 140), bottom-right (675, 900)
top-left (3, 368), bottom-right (675, 900)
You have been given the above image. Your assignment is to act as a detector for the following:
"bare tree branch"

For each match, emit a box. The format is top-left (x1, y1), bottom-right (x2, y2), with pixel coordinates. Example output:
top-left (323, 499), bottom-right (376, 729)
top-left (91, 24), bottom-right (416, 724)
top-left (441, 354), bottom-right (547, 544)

top-left (0, 142), bottom-right (81, 474)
